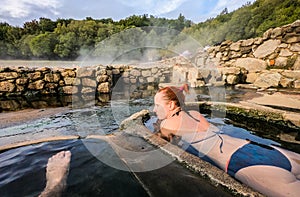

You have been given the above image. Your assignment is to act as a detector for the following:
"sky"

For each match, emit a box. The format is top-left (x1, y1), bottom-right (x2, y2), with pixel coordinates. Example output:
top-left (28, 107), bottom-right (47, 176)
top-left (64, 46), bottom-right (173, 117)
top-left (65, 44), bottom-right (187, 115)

top-left (0, 0), bottom-right (255, 27)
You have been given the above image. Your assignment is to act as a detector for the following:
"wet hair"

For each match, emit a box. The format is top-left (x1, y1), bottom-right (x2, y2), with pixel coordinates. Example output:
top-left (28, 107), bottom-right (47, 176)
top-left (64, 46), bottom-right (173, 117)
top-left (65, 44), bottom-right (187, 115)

top-left (157, 84), bottom-right (189, 109)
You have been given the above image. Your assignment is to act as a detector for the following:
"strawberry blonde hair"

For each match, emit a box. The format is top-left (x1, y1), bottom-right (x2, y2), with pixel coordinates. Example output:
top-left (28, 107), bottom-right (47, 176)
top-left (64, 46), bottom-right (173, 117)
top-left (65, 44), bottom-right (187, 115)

top-left (157, 84), bottom-right (189, 109)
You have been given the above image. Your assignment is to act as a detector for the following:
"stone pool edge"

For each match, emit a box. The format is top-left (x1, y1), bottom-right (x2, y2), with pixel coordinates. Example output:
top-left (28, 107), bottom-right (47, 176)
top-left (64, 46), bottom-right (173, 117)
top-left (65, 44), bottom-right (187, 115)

top-left (0, 135), bottom-right (80, 152)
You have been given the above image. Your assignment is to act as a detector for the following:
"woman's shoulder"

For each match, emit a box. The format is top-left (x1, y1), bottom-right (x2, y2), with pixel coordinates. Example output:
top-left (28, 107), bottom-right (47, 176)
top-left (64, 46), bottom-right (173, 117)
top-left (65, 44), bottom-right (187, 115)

top-left (184, 110), bottom-right (204, 119)
top-left (161, 116), bottom-right (180, 129)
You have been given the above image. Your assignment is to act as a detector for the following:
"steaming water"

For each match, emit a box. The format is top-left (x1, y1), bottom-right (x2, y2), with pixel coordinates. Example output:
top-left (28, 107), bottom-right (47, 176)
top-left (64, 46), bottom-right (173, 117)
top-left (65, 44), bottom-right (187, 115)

top-left (0, 95), bottom-right (298, 196)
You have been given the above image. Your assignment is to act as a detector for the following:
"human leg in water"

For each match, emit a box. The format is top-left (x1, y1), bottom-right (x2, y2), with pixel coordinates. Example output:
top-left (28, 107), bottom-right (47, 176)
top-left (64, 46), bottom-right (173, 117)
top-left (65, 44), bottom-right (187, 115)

top-left (39, 151), bottom-right (71, 197)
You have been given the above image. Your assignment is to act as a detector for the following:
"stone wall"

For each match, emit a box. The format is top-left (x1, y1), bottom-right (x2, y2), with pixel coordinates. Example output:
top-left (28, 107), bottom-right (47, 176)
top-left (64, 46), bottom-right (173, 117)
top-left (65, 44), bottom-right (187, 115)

top-left (187, 20), bottom-right (300, 89)
top-left (0, 64), bottom-right (173, 97)
top-left (0, 63), bottom-right (173, 110)
top-left (0, 66), bottom-right (110, 97)
top-left (121, 60), bottom-right (173, 85)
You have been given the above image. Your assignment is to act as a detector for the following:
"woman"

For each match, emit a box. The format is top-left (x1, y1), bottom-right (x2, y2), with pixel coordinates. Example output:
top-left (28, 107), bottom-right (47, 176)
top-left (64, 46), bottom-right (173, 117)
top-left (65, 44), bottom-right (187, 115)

top-left (152, 84), bottom-right (300, 197)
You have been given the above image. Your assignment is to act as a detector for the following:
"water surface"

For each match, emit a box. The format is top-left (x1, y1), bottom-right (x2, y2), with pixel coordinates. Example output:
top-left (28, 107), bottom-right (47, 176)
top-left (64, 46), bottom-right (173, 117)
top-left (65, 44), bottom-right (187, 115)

top-left (1, 91), bottom-right (300, 196)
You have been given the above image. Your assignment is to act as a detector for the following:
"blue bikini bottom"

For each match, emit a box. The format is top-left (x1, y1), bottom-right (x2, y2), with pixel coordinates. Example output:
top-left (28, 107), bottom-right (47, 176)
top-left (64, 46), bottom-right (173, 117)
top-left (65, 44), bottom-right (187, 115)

top-left (181, 140), bottom-right (292, 177)
top-left (226, 141), bottom-right (292, 177)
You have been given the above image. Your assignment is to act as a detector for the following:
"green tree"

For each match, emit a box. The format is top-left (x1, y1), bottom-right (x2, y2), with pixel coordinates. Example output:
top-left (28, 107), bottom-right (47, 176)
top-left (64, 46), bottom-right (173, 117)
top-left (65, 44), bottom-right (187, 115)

top-left (30, 32), bottom-right (58, 58)
top-left (18, 35), bottom-right (34, 58)
top-left (0, 23), bottom-right (10, 58)
top-left (38, 17), bottom-right (56, 33)
top-left (117, 15), bottom-right (151, 27)
top-left (23, 20), bottom-right (40, 35)
top-left (96, 23), bottom-right (122, 43)
top-left (54, 22), bottom-right (68, 35)
top-left (6, 26), bottom-right (23, 57)
top-left (54, 32), bottom-right (78, 59)
top-left (184, 0), bottom-right (300, 45)
top-left (225, 7), bottom-right (252, 41)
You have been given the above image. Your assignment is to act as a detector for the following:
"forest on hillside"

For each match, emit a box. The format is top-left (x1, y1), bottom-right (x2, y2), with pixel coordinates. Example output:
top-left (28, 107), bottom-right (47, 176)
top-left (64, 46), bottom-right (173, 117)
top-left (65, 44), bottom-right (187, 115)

top-left (0, 0), bottom-right (299, 60)
top-left (184, 0), bottom-right (300, 46)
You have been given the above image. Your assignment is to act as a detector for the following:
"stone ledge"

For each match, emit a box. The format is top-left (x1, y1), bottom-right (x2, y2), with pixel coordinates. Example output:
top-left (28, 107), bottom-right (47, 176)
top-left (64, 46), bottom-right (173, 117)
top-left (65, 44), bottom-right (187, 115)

top-left (0, 135), bottom-right (80, 152)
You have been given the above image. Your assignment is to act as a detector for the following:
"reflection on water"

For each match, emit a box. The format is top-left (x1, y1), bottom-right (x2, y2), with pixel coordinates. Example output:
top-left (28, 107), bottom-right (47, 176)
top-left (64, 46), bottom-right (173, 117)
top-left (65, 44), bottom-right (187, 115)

top-left (0, 86), bottom-right (255, 112)
top-left (0, 94), bottom-right (111, 112)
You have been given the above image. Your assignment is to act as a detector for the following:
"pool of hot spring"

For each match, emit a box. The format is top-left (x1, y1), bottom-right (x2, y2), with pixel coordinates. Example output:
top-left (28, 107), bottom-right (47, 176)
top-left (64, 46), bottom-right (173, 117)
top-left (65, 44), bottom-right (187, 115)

top-left (0, 96), bottom-right (299, 197)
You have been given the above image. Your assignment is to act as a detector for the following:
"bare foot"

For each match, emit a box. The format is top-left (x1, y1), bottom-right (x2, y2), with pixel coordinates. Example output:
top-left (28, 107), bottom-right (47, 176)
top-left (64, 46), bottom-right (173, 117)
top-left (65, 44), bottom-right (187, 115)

top-left (39, 151), bottom-right (71, 197)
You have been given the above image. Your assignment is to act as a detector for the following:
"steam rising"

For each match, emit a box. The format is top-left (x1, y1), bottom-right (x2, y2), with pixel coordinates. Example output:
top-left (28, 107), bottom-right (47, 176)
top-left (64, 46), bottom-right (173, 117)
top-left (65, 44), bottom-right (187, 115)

top-left (81, 26), bottom-right (202, 65)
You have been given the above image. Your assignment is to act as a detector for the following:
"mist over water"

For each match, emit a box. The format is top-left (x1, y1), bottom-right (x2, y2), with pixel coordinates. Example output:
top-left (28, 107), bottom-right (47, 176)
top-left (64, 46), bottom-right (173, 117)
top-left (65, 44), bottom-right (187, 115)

top-left (79, 26), bottom-right (201, 65)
